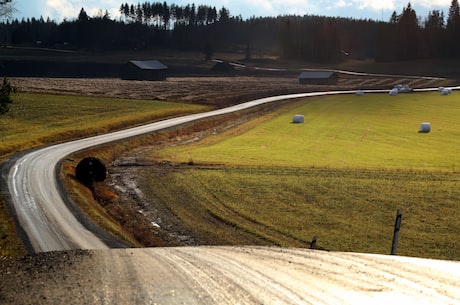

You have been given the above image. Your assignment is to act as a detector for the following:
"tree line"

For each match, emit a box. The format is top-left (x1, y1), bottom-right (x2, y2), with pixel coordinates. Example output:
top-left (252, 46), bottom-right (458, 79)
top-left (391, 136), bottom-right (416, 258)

top-left (1, 1), bottom-right (460, 63)
top-left (118, 2), bottom-right (223, 28)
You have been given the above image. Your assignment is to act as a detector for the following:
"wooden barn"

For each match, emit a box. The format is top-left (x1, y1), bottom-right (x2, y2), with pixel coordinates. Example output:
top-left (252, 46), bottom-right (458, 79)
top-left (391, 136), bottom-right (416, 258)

top-left (298, 71), bottom-right (338, 85)
top-left (121, 60), bottom-right (168, 81)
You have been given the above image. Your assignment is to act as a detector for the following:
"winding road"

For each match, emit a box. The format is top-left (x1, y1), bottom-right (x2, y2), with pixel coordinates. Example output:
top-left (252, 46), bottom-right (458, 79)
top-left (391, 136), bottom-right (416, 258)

top-left (2, 87), bottom-right (460, 304)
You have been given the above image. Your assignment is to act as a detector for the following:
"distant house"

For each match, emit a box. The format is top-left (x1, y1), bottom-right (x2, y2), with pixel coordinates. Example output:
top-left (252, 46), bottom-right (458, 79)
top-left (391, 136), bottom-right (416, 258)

top-left (121, 60), bottom-right (168, 81)
top-left (298, 71), bottom-right (338, 85)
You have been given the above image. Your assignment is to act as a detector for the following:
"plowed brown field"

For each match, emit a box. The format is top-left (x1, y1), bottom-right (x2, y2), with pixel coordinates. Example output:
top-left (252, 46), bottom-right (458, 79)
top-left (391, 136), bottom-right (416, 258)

top-left (12, 75), bottom-right (449, 108)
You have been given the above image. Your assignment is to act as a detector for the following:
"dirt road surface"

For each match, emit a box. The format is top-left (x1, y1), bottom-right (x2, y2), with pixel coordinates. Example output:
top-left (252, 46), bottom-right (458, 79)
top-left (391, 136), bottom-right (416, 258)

top-left (1, 246), bottom-right (459, 304)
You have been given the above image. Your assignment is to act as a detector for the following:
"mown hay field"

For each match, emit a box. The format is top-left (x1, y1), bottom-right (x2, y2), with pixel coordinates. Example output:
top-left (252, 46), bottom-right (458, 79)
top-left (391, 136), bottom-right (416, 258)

top-left (0, 93), bottom-right (209, 160)
top-left (141, 92), bottom-right (460, 260)
top-left (154, 92), bottom-right (460, 171)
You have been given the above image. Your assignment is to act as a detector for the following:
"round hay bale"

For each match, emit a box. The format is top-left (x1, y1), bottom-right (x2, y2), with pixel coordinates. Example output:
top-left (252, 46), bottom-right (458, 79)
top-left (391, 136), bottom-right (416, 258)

top-left (441, 88), bottom-right (452, 95)
top-left (75, 157), bottom-right (107, 186)
top-left (389, 88), bottom-right (399, 96)
top-left (398, 84), bottom-right (412, 93)
top-left (292, 114), bottom-right (304, 124)
top-left (356, 90), bottom-right (365, 96)
top-left (419, 122), bottom-right (431, 133)
top-left (438, 86), bottom-right (445, 92)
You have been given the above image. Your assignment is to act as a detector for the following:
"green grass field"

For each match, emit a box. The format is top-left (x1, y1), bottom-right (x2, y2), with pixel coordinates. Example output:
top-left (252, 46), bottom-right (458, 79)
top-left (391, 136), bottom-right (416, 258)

top-left (154, 92), bottom-right (460, 171)
top-left (143, 92), bottom-right (460, 259)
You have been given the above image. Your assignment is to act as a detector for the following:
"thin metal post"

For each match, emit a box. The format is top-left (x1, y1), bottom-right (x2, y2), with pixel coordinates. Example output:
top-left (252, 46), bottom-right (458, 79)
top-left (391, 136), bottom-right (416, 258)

top-left (391, 209), bottom-right (402, 255)
top-left (310, 236), bottom-right (317, 250)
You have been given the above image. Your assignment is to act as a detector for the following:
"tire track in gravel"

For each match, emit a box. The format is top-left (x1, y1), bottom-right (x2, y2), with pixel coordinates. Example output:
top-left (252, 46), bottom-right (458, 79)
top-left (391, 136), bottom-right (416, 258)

top-left (83, 247), bottom-right (460, 305)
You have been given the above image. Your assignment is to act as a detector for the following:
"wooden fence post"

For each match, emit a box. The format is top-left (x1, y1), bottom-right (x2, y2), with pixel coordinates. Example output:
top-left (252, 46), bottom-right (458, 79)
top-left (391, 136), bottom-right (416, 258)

top-left (391, 209), bottom-right (402, 255)
top-left (310, 235), bottom-right (317, 250)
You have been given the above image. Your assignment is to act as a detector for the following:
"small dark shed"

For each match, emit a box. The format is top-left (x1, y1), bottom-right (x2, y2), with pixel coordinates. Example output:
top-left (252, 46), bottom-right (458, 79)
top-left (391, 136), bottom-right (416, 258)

top-left (121, 60), bottom-right (168, 81)
top-left (298, 71), bottom-right (338, 85)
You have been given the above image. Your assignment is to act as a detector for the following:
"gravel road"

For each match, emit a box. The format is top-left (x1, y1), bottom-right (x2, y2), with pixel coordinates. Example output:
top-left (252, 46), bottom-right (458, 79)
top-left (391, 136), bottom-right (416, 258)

top-left (1, 246), bottom-right (459, 305)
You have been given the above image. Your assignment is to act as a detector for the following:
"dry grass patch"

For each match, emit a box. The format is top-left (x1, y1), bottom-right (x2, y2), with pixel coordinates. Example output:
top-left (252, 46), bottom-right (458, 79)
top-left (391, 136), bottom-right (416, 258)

top-left (138, 165), bottom-right (459, 259)
top-left (0, 92), bottom-right (209, 159)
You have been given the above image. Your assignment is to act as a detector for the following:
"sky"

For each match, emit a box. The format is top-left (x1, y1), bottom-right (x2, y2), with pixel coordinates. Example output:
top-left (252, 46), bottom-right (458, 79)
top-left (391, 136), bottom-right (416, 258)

top-left (12, 0), bottom-right (454, 23)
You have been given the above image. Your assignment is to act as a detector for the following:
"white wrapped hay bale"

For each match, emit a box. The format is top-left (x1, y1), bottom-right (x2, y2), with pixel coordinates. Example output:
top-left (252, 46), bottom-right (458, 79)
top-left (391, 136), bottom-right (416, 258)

top-left (394, 84), bottom-right (412, 93)
top-left (399, 84), bottom-right (412, 92)
top-left (292, 114), bottom-right (304, 123)
top-left (356, 90), bottom-right (365, 96)
top-left (441, 88), bottom-right (452, 95)
top-left (419, 122), bottom-right (431, 133)
top-left (389, 88), bottom-right (399, 96)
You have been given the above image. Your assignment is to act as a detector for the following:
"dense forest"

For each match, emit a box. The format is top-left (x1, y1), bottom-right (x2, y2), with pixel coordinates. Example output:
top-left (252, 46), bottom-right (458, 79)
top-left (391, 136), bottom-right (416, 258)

top-left (1, 1), bottom-right (460, 63)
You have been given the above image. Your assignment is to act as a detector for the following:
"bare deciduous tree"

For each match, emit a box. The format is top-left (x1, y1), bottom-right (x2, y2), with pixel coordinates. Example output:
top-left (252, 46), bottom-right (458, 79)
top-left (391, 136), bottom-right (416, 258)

top-left (0, 0), bottom-right (15, 20)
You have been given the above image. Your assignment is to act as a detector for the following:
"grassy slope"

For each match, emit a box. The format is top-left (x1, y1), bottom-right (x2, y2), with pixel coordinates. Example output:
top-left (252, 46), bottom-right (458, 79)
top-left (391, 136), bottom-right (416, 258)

top-left (0, 93), bottom-right (209, 159)
top-left (0, 93), bottom-right (209, 256)
top-left (143, 92), bottom-right (460, 259)
top-left (155, 92), bottom-right (460, 171)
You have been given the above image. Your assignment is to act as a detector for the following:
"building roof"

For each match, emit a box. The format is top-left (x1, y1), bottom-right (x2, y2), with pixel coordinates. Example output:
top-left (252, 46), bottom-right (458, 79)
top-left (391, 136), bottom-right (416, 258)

top-left (298, 71), bottom-right (336, 79)
top-left (129, 60), bottom-right (168, 70)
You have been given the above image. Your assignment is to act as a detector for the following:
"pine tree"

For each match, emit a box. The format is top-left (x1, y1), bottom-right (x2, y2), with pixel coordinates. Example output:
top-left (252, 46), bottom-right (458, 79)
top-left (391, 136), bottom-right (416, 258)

top-left (447, 0), bottom-right (460, 28)
top-left (399, 3), bottom-right (420, 59)
top-left (447, 0), bottom-right (460, 56)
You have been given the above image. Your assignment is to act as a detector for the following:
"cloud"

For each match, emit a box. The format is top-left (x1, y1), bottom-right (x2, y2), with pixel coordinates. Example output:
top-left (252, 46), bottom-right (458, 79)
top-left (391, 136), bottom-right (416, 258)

top-left (350, 0), bottom-right (451, 13)
top-left (227, 0), bottom-right (316, 17)
top-left (334, 0), bottom-right (353, 9)
top-left (352, 0), bottom-right (396, 11)
top-left (41, 0), bottom-right (123, 20)
top-left (45, 0), bottom-right (78, 19)
top-left (414, 0), bottom-right (451, 7)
